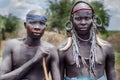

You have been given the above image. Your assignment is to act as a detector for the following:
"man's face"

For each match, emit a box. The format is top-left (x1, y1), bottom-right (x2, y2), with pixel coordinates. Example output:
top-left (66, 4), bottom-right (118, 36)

top-left (26, 20), bottom-right (46, 39)
top-left (72, 10), bottom-right (93, 35)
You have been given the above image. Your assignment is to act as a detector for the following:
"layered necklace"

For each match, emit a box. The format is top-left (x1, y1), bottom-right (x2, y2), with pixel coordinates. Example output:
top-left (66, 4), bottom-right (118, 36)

top-left (72, 26), bottom-right (97, 78)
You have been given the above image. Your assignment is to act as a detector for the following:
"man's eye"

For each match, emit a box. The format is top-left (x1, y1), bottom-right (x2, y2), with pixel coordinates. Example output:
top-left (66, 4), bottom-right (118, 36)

top-left (85, 17), bottom-right (91, 20)
top-left (75, 17), bottom-right (81, 21)
top-left (29, 21), bottom-right (36, 24)
top-left (39, 22), bottom-right (45, 25)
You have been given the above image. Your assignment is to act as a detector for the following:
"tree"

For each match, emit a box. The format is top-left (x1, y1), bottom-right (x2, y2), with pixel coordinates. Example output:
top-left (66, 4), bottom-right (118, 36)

top-left (46, 0), bottom-right (75, 32)
top-left (0, 15), bottom-right (6, 49)
top-left (90, 1), bottom-right (110, 35)
top-left (0, 14), bottom-right (20, 49)
top-left (0, 14), bottom-right (20, 40)
top-left (5, 14), bottom-right (20, 32)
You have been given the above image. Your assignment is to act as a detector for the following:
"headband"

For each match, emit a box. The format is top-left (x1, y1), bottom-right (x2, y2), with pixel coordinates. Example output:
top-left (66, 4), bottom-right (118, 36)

top-left (26, 14), bottom-right (47, 22)
top-left (72, 8), bottom-right (92, 14)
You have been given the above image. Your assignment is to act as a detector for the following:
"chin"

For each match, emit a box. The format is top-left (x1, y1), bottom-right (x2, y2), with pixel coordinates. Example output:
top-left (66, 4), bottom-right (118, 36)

top-left (77, 30), bottom-right (90, 35)
top-left (31, 34), bottom-right (41, 39)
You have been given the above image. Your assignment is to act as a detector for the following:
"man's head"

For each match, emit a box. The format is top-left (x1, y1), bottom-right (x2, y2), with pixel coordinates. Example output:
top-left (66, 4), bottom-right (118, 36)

top-left (25, 8), bottom-right (47, 39)
top-left (70, 1), bottom-right (94, 35)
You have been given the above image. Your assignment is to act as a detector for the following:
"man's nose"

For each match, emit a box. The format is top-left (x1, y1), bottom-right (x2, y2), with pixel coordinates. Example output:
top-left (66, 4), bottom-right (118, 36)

top-left (35, 23), bottom-right (40, 28)
top-left (81, 19), bottom-right (86, 24)
top-left (33, 24), bottom-right (41, 30)
top-left (34, 27), bottom-right (40, 31)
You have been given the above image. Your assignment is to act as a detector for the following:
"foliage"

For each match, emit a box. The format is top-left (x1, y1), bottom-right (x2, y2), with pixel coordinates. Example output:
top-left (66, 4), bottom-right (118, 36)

top-left (90, 1), bottom-right (110, 35)
top-left (46, 0), bottom-right (75, 31)
top-left (5, 14), bottom-right (20, 33)
top-left (115, 52), bottom-right (120, 80)
top-left (0, 14), bottom-right (21, 40)
top-left (0, 16), bottom-right (6, 29)
top-left (115, 52), bottom-right (120, 64)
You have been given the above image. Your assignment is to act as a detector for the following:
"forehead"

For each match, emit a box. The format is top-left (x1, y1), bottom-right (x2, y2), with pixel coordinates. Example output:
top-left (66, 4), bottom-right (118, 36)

top-left (73, 2), bottom-right (91, 11)
top-left (73, 10), bottom-right (92, 17)
top-left (27, 19), bottom-right (43, 23)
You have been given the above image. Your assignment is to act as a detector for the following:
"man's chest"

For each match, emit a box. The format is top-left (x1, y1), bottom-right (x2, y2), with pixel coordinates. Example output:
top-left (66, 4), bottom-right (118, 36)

top-left (64, 45), bottom-right (106, 67)
top-left (12, 45), bottom-right (38, 67)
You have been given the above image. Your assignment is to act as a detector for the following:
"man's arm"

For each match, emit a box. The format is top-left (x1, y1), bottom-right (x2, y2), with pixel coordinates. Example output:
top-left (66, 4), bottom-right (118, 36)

top-left (50, 47), bottom-right (61, 80)
top-left (105, 45), bottom-right (116, 80)
top-left (0, 56), bottom-right (38, 80)
top-left (0, 41), bottom-right (13, 79)
top-left (59, 50), bottom-right (65, 80)
top-left (57, 42), bottom-right (68, 80)
top-left (0, 41), bottom-right (44, 80)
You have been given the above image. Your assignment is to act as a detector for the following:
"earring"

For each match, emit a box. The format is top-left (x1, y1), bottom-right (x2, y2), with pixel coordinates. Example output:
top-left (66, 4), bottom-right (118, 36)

top-left (93, 15), bottom-right (102, 28)
top-left (65, 20), bottom-right (73, 37)
top-left (65, 20), bottom-right (73, 31)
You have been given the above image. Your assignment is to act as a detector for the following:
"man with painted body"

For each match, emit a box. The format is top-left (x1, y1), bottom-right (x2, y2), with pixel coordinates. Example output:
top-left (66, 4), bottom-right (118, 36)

top-left (59, 1), bottom-right (116, 80)
top-left (0, 8), bottom-right (60, 80)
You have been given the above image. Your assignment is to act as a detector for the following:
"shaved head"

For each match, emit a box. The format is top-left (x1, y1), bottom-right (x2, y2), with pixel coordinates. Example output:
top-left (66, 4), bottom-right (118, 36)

top-left (26, 8), bottom-right (47, 22)
top-left (27, 8), bottom-right (45, 17)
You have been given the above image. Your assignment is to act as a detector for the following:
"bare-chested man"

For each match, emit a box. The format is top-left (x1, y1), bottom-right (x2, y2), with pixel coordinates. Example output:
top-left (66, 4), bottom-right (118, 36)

top-left (59, 1), bottom-right (116, 80)
top-left (0, 8), bottom-right (60, 80)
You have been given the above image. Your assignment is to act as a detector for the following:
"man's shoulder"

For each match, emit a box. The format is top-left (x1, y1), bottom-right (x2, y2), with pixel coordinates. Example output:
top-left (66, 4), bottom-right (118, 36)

top-left (41, 41), bottom-right (59, 57)
top-left (5, 38), bottom-right (24, 47)
top-left (58, 37), bottom-right (72, 52)
top-left (98, 38), bottom-right (115, 58)
top-left (97, 37), bottom-right (112, 47)
top-left (58, 40), bottom-right (67, 49)
top-left (97, 37), bottom-right (114, 54)
top-left (41, 41), bottom-right (56, 49)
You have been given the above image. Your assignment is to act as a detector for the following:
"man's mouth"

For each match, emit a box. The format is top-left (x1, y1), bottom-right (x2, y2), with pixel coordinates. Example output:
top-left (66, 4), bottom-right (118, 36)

top-left (32, 30), bottom-right (42, 36)
top-left (79, 27), bottom-right (88, 30)
top-left (33, 32), bottom-right (41, 36)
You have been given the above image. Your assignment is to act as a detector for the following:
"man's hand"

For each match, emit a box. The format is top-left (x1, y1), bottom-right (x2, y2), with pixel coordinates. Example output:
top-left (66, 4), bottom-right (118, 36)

top-left (33, 47), bottom-right (50, 62)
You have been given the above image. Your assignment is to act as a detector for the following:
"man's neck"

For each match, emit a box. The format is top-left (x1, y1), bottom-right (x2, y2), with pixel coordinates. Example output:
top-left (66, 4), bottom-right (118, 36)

top-left (76, 31), bottom-right (91, 42)
top-left (24, 36), bottom-right (41, 47)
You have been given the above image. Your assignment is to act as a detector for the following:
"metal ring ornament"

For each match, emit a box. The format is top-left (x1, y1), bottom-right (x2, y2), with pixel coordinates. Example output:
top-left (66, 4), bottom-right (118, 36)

top-left (65, 20), bottom-right (73, 31)
top-left (93, 15), bottom-right (102, 28)
top-left (59, 20), bottom-right (73, 51)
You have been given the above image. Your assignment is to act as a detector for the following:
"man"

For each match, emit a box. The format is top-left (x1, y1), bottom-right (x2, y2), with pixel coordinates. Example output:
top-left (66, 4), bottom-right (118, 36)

top-left (0, 8), bottom-right (60, 80)
top-left (59, 1), bottom-right (116, 80)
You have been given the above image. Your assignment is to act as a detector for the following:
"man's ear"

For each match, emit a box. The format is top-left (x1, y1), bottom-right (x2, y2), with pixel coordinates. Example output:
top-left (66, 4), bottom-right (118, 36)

top-left (24, 22), bottom-right (27, 28)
